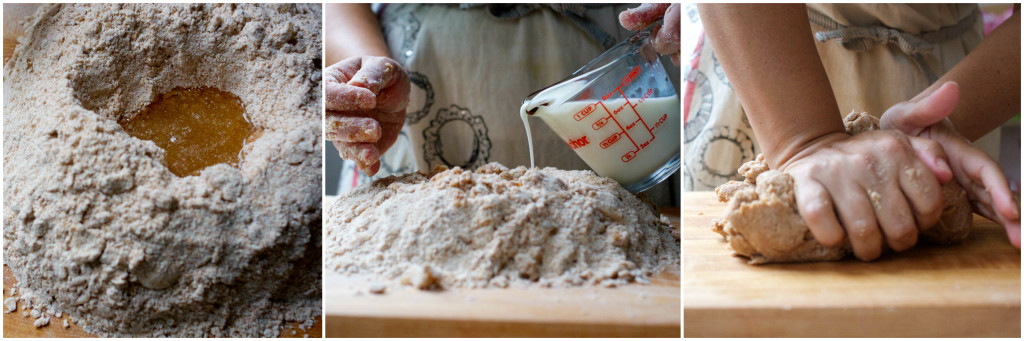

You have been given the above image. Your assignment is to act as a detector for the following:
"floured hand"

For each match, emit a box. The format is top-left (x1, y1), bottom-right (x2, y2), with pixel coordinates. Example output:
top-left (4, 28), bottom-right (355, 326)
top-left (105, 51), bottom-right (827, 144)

top-left (325, 56), bottom-right (410, 176)
top-left (780, 130), bottom-right (949, 260)
top-left (619, 3), bottom-right (681, 66)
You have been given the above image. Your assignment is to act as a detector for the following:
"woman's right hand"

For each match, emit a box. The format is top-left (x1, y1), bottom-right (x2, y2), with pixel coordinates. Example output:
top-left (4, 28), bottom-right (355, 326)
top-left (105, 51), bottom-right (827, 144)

top-left (781, 131), bottom-right (950, 261)
top-left (325, 56), bottom-right (410, 176)
top-left (619, 3), bottom-right (681, 66)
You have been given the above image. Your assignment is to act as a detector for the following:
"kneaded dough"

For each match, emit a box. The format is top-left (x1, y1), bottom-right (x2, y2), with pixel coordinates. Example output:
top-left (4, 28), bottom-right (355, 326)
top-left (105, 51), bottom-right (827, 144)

top-left (712, 111), bottom-right (973, 264)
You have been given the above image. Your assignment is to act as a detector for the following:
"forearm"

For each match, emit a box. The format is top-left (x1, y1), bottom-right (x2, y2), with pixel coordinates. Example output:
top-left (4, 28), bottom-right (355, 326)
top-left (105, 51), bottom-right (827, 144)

top-left (325, 4), bottom-right (391, 64)
top-left (922, 8), bottom-right (1020, 142)
top-left (697, 4), bottom-right (844, 169)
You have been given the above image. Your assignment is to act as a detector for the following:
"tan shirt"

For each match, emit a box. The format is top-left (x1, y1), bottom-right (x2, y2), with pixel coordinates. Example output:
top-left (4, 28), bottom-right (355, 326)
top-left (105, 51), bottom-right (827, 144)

top-left (683, 3), bottom-right (990, 191)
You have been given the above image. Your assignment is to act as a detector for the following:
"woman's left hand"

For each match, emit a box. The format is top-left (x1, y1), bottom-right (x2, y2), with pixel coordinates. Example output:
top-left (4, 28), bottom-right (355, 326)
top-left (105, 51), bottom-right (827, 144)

top-left (881, 81), bottom-right (1021, 248)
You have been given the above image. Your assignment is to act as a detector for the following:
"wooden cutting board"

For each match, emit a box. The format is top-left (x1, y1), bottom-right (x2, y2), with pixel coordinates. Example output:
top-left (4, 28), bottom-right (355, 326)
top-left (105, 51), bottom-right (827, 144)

top-left (683, 191), bottom-right (1021, 337)
top-left (324, 196), bottom-right (681, 337)
top-left (3, 4), bottom-right (38, 65)
top-left (4, 265), bottom-right (322, 337)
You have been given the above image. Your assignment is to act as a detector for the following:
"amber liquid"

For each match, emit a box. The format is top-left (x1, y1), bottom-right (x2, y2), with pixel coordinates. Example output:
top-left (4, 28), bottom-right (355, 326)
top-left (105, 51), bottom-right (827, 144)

top-left (119, 87), bottom-right (254, 177)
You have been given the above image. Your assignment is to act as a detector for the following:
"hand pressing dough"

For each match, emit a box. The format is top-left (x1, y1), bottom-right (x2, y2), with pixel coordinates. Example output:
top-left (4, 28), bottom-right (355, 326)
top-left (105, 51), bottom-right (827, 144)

top-left (712, 111), bottom-right (973, 264)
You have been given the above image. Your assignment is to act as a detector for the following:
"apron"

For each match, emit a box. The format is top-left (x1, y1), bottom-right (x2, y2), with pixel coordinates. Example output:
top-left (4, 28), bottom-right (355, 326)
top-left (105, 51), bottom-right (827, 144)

top-left (338, 3), bottom-right (682, 205)
top-left (683, 3), bottom-right (990, 191)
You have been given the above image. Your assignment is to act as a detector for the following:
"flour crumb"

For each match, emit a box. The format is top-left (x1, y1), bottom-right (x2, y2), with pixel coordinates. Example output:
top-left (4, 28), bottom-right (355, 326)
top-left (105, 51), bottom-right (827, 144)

top-left (292, 330), bottom-right (297, 335)
top-left (368, 283), bottom-right (387, 294)
top-left (4, 297), bottom-right (17, 313)
top-left (30, 309), bottom-right (41, 318)
top-left (402, 265), bottom-right (441, 290)
top-left (34, 317), bottom-right (50, 328)
top-left (64, 319), bottom-right (70, 328)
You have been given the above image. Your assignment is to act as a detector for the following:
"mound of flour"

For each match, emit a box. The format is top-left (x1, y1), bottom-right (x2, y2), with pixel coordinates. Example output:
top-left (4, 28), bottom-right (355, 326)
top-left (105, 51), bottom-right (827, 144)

top-left (326, 163), bottom-right (680, 289)
top-left (3, 4), bottom-right (321, 337)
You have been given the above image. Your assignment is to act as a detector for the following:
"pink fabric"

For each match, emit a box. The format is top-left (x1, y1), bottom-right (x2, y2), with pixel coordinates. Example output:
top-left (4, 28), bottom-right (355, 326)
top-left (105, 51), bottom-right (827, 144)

top-left (982, 6), bottom-right (1014, 36)
top-left (682, 32), bottom-right (704, 124)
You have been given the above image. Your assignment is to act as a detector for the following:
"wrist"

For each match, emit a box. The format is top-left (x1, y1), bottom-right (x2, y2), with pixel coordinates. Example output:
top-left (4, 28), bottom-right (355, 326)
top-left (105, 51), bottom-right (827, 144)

top-left (770, 131), bottom-right (849, 171)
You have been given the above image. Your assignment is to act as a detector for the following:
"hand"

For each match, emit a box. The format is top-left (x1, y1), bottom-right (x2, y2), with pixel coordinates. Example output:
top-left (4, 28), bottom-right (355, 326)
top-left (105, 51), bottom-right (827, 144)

top-left (325, 56), bottom-right (410, 176)
top-left (881, 81), bottom-right (1021, 248)
top-left (619, 3), bottom-right (681, 66)
top-left (782, 131), bottom-right (949, 260)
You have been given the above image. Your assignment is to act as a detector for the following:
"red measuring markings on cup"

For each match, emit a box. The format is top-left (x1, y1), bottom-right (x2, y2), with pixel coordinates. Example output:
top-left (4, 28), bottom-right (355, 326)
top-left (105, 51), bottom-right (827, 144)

top-left (579, 88), bottom-right (593, 100)
top-left (574, 103), bottom-right (597, 121)
top-left (602, 65), bottom-right (642, 101)
top-left (579, 81), bottom-right (663, 164)
top-left (599, 131), bottom-right (622, 149)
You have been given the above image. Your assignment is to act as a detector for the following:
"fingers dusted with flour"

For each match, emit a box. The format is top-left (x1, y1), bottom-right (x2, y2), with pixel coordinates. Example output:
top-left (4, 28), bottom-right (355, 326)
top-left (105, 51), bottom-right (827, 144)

top-left (325, 116), bottom-right (381, 142)
top-left (618, 3), bottom-right (681, 65)
top-left (793, 178), bottom-right (844, 247)
top-left (324, 56), bottom-right (410, 176)
top-left (618, 4), bottom-right (670, 30)
top-left (781, 130), bottom-right (947, 261)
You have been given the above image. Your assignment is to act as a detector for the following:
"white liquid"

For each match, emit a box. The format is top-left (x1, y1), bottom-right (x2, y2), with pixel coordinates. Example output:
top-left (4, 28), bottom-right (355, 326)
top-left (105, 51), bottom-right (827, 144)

top-left (521, 110), bottom-right (536, 168)
top-left (521, 94), bottom-right (680, 187)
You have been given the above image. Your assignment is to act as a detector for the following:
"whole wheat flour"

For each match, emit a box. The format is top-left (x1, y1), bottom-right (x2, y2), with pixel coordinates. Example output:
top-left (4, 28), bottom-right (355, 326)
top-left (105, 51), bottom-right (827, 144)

top-left (713, 111), bottom-right (973, 264)
top-left (326, 163), bottom-right (680, 289)
top-left (3, 4), bottom-right (322, 337)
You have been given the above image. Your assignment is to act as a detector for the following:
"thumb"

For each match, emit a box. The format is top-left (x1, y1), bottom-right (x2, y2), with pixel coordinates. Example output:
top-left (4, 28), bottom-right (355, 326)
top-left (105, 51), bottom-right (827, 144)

top-left (907, 136), bottom-right (954, 184)
top-left (349, 57), bottom-right (401, 96)
top-left (881, 81), bottom-right (959, 135)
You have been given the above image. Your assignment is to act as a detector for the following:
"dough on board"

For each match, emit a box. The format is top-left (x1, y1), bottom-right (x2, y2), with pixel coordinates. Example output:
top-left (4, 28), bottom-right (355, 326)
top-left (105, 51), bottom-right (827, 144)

top-left (713, 112), bottom-right (973, 264)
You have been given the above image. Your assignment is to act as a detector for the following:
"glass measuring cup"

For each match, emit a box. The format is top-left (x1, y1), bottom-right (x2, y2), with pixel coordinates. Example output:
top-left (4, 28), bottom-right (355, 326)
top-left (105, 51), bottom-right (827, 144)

top-left (521, 24), bottom-right (680, 193)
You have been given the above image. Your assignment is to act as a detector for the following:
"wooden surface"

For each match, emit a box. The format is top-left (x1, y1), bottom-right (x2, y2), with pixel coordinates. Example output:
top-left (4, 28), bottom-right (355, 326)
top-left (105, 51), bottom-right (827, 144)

top-left (324, 198), bottom-right (681, 337)
top-left (3, 267), bottom-right (93, 338)
top-left (683, 191), bottom-right (1021, 337)
top-left (3, 3), bottom-right (38, 65)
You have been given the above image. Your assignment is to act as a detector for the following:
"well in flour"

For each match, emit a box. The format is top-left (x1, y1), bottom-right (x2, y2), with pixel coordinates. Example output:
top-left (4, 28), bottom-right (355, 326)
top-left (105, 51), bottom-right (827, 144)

top-left (4, 4), bottom-right (322, 337)
top-left (118, 87), bottom-right (254, 177)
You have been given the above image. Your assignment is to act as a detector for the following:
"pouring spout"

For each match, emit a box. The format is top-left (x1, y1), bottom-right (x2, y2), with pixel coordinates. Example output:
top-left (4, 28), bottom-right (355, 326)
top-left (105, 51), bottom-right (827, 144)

top-left (524, 100), bottom-right (552, 116)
